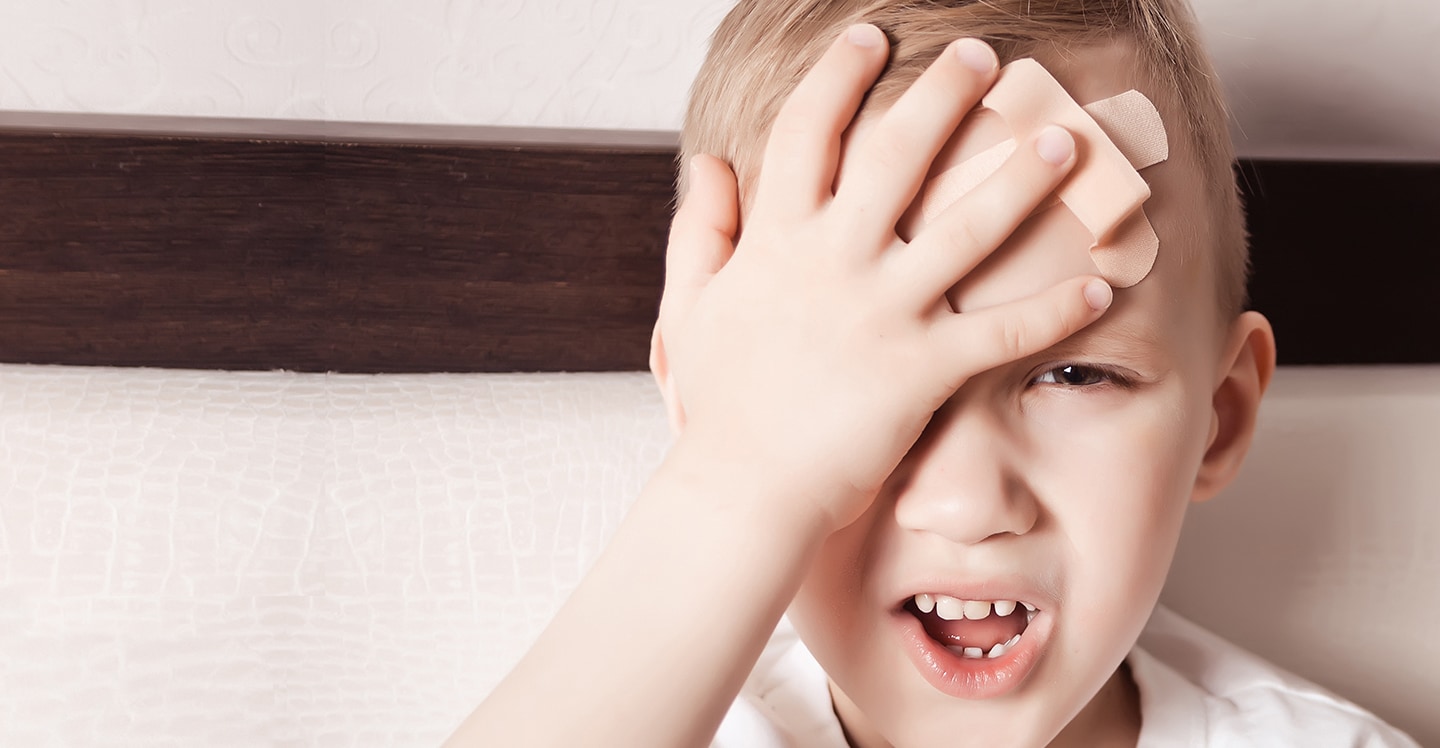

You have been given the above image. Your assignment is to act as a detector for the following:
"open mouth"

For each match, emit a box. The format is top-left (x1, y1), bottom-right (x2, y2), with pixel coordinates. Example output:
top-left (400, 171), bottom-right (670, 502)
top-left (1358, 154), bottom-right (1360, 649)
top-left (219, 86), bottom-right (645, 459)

top-left (904, 594), bottom-right (1039, 660)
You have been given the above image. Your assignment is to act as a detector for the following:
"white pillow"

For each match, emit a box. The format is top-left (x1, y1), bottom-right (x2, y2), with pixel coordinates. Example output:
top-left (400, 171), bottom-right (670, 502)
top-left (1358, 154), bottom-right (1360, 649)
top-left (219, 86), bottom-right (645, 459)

top-left (1, 364), bottom-right (1434, 745)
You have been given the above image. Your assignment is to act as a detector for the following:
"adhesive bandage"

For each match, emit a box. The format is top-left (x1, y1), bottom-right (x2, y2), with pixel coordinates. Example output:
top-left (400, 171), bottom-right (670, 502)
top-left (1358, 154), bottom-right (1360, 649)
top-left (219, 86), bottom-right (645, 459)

top-left (918, 59), bottom-right (1170, 287)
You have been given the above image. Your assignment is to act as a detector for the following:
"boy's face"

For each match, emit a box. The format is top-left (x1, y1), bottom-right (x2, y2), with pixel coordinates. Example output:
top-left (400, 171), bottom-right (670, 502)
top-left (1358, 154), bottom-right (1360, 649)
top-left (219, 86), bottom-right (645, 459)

top-left (786, 42), bottom-right (1256, 747)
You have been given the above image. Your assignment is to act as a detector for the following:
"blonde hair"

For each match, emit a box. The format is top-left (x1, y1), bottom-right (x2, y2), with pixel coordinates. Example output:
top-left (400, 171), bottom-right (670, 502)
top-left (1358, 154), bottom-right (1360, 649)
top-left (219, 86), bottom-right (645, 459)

top-left (680, 0), bottom-right (1249, 316)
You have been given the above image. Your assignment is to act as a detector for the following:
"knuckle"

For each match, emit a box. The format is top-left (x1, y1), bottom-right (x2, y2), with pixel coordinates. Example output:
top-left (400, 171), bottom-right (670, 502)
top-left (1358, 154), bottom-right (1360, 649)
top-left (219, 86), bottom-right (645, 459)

top-left (770, 119), bottom-right (805, 145)
top-left (859, 130), bottom-right (909, 174)
top-left (1048, 304), bottom-right (1071, 344)
top-left (994, 156), bottom-right (1053, 209)
top-left (946, 213), bottom-right (986, 252)
top-left (767, 108), bottom-right (814, 148)
top-left (1060, 292), bottom-right (1088, 332)
top-left (995, 301), bottom-right (1070, 361)
top-left (997, 313), bottom-right (1028, 358)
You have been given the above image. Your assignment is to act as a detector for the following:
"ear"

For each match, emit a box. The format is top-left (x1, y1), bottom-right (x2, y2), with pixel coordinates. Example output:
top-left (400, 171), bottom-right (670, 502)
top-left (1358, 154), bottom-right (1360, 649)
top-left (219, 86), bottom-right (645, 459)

top-left (648, 322), bottom-right (686, 436)
top-left (1190, 311), bottom-right (1276, 503)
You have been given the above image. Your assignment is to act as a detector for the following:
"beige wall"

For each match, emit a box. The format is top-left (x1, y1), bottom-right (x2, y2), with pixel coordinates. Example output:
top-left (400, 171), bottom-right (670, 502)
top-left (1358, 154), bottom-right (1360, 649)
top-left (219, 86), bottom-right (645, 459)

top-left (1, 0), bottom-right (1439, 160)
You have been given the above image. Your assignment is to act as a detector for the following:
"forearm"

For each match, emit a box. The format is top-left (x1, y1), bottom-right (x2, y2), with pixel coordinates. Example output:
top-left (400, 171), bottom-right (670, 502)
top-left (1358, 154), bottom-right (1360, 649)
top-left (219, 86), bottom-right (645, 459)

top-left (446, 438), bottom-right (830, 748)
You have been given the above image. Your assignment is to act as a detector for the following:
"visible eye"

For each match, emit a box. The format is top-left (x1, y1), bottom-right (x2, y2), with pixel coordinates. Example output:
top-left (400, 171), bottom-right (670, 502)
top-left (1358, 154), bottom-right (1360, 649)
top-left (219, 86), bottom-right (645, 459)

top-left (1031, 364), bottom-right (1127, 388)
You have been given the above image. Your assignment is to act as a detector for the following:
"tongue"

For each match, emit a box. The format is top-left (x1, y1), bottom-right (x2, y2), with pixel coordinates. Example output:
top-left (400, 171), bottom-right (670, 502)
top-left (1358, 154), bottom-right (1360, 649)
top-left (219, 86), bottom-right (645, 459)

top-left (917, 607), bottom-right (1029, 650)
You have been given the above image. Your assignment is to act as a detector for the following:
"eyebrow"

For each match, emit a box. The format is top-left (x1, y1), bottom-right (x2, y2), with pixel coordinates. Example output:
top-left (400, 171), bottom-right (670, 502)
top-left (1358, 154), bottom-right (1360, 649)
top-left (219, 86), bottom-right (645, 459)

top-left (1031, 314), bottom-right (1170, 368)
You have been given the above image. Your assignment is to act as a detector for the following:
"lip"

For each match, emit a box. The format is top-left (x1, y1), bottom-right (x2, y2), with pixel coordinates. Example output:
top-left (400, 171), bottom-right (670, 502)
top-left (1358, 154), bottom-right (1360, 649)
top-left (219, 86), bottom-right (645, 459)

top-left (890, 583), bottom-right (1056, 699)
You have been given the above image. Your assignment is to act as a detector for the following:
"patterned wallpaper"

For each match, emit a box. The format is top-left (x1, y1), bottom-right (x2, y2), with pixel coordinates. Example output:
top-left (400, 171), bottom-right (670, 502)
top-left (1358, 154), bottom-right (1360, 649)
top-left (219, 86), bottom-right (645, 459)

top-left (0, 0), bottom-right (1437, 156)
top-left (0, 0), bottom-right (731, 130)
top-left (0, 0), bottom-right (328, 120)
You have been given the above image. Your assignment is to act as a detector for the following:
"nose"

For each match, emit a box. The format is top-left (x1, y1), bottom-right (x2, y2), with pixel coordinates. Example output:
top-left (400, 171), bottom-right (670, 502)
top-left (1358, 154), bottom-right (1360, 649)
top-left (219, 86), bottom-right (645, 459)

top-left (891, 402), bottom-right (1038, 545)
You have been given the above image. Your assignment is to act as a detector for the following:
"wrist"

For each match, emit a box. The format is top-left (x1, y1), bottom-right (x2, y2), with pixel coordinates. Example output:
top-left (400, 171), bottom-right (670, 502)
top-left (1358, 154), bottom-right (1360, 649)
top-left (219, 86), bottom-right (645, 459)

top-left (645, 430), bottom-right (837, 554)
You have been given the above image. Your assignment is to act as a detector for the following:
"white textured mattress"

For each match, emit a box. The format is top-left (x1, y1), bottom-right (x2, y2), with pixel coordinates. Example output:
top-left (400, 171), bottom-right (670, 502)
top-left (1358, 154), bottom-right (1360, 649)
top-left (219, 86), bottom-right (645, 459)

top-left (1, 365), bottom-right (1435, 746)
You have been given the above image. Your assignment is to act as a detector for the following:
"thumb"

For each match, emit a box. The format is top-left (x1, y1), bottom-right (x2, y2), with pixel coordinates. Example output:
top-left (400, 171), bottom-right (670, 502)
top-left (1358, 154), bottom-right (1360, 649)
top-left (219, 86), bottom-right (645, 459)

top-left (651, 154), bottom-right (740, 436)
top-left (663, 154), bottom-right (739, 309)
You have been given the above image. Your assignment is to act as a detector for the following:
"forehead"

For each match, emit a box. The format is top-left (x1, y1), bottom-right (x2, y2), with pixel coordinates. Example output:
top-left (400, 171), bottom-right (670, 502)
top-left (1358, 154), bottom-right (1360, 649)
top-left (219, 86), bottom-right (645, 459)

top-left (883, 41), bottom-right (1219, 350)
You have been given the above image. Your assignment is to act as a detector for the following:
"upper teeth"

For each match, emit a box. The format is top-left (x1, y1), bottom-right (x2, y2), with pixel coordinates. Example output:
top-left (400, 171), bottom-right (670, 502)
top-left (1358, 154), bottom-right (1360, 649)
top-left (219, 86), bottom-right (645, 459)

top-left (916, 594), bottom-right (1036, 622)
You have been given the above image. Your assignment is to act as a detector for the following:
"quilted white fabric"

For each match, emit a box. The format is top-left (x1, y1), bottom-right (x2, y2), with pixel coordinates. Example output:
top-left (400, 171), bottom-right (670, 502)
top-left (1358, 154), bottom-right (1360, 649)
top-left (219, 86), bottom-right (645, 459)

top-left (0, 366), bottom-right (668, 747)
top-left (1, 364), bottom-right (1435, 746)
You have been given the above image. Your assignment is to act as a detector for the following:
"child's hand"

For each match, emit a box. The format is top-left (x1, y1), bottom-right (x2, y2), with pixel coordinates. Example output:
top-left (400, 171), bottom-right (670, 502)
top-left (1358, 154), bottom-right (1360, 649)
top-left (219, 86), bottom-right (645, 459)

top-left (652, 26), bottom-right (1113, 532)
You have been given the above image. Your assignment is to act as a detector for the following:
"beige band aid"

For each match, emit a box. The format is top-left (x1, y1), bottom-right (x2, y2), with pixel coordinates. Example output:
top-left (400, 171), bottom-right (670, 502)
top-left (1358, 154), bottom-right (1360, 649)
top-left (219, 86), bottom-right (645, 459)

top-left (918, 140), bottom-right (1016, 220)
top-left (1083, 89), bottom-right (1168, 171)
top-left (918, 59), bottom-right (1170, 287)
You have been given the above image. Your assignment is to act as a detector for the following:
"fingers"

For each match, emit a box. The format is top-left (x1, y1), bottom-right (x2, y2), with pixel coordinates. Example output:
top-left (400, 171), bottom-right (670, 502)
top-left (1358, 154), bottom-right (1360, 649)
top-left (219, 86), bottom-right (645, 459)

top-left (663, 154), bottom-right (739, 316)
top-left (895, 125), bottom-right (1077, 302)
top-left (649, 322), bottom-right (687, 435)
top-left (932, 275), bottom-right (1113, 378)
top-left (751, 24), bottom-right (890, 218)
top-left (653, 154), bottom-right (738, 435)
top-left (831, 38), bottom-right (999, 229)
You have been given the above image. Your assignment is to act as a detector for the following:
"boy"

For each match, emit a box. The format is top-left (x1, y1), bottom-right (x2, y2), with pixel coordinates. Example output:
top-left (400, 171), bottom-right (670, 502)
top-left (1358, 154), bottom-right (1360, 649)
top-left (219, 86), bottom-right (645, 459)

top-left (457, 1), bottom-right (1419, 745)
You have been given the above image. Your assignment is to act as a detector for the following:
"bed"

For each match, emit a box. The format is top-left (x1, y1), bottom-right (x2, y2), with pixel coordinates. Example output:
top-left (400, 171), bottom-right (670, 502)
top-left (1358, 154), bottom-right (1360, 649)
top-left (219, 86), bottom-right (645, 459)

top-left (1, 112), bottom-right (1437, 745)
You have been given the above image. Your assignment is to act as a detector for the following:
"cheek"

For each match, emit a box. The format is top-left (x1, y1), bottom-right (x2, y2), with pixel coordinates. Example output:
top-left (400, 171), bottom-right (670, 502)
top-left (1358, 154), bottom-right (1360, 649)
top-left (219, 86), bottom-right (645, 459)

top-left (1023, 390), bottom-right (1210, 686)
top-left (1026, 387), bottom-right (1207, 589)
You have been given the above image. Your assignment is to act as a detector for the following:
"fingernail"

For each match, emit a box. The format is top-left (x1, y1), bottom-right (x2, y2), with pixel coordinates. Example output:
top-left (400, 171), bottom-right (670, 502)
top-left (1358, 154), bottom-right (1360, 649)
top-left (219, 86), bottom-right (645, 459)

top-left (847, 24), bottom-right (884, 48)
top-left (1084, 279), bottom-right (1113, 311)
top-left (954, 38), bottom-right (996, 74)
top-left (1036, 125), bottom-right (1075, 165)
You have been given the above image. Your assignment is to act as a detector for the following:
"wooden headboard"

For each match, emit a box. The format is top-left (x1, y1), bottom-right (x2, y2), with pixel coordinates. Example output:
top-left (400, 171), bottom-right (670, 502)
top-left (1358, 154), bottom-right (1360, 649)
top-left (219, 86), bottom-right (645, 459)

top-left (1, 113), bottom-right (1436, 372)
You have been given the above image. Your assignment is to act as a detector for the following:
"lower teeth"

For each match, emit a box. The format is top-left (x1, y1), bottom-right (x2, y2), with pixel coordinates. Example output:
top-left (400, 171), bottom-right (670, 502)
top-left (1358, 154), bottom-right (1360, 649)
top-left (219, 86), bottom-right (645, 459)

top-left (948, 633), bottom-right (1022, 660)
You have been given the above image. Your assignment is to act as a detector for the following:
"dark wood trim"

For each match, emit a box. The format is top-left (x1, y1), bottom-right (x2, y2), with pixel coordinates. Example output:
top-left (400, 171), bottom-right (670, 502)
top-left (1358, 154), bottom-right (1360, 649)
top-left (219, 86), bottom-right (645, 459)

top-left (0, 111), bottom-right (679, 148)
top-left (0, 124), bottom-right (1435, 372)
top-left (1237, 159), bottom-right (1440, 367)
